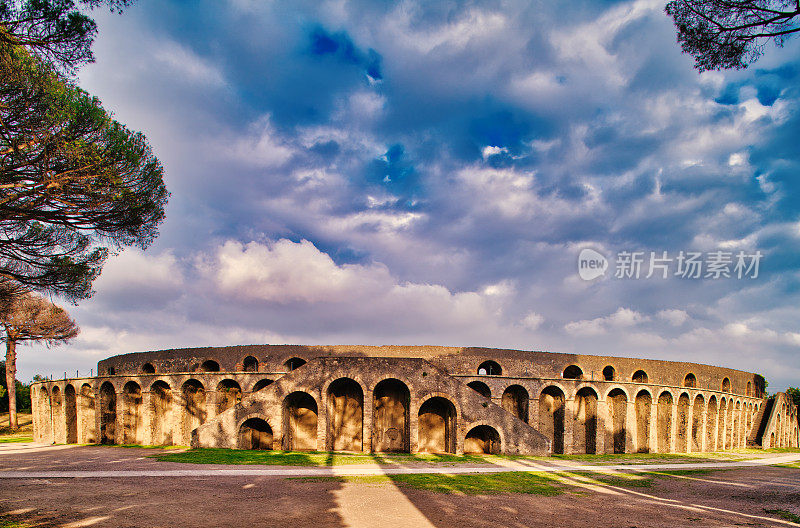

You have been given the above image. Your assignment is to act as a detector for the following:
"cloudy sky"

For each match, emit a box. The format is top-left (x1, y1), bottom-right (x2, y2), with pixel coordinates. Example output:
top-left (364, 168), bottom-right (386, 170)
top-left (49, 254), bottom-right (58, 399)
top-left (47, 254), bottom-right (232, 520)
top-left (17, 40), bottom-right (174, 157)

top-left (19, 0), bottom-right (800, 391)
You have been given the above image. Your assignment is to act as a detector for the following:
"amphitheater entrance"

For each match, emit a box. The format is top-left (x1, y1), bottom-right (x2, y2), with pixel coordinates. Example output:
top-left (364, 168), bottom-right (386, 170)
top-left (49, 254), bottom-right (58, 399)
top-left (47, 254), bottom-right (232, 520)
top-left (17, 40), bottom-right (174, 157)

top-left (64, 385), bottom-right (77, 444)
top-left (326, 378), bottom-right (363, 452)
top-left (99, 382), bottom-right (116, 444)
top-left (238, 417), bottom-right (273, 450)
top-left (283, 392), bottom-right (318, 451)
top-left (464, 425), bottom-right (500, 454)
top-left (635, 390), bottom-right (652, 453)
top-left (122, 381), bottom-right (143, 444)
top-left (418, 397), bottom-right (457, 454)
top-left (539, 386), bottom-right (565, 454)
top-left (574, 387), bottom-right (598, 454)
top-left (182, 380), bottom-right (207, 445)
top-left (717, 398), bottom-right (727, 449)
top-left (692, 395), bottom-right (705, 451)
top-left (607, 388), bottom-right (627, 454)
top-left (216, 379), bottom-right (242, 414)
top-left (150, 381), bottom-right (173, 445)
top-left (676, 393), bottom-right (690, 452)
top-left (657, 391), bottom-right (673, 453)
top-left (706, 396), bottom-right (718, 451)
top-left (79, 383), bottom-right (96, 444)
top-left (373, 379), bottom-right (410, 453)
top-left (502, 385), bottom-right (529, 423)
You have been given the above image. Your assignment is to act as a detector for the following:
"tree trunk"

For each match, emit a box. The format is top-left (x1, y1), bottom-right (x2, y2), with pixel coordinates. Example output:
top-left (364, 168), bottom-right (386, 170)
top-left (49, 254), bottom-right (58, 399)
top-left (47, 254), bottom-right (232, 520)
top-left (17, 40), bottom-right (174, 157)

top-left (5, 339), bottom-right (17, 430)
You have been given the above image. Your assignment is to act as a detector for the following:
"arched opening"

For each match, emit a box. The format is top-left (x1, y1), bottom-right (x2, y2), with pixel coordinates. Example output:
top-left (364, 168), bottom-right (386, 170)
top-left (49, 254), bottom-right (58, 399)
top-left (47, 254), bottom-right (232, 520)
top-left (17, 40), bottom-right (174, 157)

top-left (108, 367), bottom-right (115, 375)
top-left (216, 379), bottom-right (242, 414)
top-left (539, 386), bottom-right (565, 454)
top-left (691, 395), bottom-right (705, 451)
top-left (182, 379), bottom-right (206, 445)
top-left (562, 365), bottom-right (583, 380)
top-left (632, 370), bottom-right (649, 383)
top-left (602, 366), bottom-right (616, 381)
top-left (252, 379), bottom-right (273, 392)
top-left (726, 398), bottom-right (734, 448)
top-left (607, 388), bottom-right (627, 454)
top-left (676, 393), bottom-right (690, 452)
top-left (238, 417), bottom-right (273, 450)
top-left (38, 387), bottom-right (52, 443)
top-left (657, 391), bottom-right (673, 453)
top-left (200, 360), bottom-right (220, 372)
top-left (418, 397), bottom-right (457, 454)
top-left (683, 373), bottom-right (696, 388)
top-left (746, 381), bottom-right (752, 396)
top-left (477, 360), bottom-right (501, 376)
top-left (574, 387), bottom-right (598, 454)
top-left (706, 396), bottom-right (718, 451)
top-left (502, 385), bottom-right (529, 423)
top-left (283, 392), bottom-right (318, 451)
top-left (64, 385), bottom-right (77, 444)
top-left (242, 356), bottom-right (258, 372)
top-left (635, 390), bottom-right (652, 453)
top-left (373, 379), bottom-right (410, 453)
top-left (122, 381), bottom-right (143, 445)
top-left (79, 383), bottom-right (96, 444)
top-left (327, 378), bottom-right (364, 452)
top-left (717, 398), bottom-right (727, 449)
top-left (142, 363), bottom-right (156, 374)
top-left (467, 381), bottom-right (491, 399)
top-left (464, 425), bottom-right (501, 454)
top-left (99, 382), bottom-right (116, 444)
top-left (733, 401), bottom-right (741, 448)
top-left (51, 386), bottom-right (63, 442)
top-left (284, 357), bottom-right (306, 372)
top-left (721, 377), bottom-right (730, 392)
top-left (150, 381), bottom-right (172, 446)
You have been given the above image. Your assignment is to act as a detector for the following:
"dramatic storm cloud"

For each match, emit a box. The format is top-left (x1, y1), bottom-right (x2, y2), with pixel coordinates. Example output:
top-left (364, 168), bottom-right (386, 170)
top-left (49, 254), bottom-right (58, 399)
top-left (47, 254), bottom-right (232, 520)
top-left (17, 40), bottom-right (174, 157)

top-left (21, 0), bottom-right (800, 390)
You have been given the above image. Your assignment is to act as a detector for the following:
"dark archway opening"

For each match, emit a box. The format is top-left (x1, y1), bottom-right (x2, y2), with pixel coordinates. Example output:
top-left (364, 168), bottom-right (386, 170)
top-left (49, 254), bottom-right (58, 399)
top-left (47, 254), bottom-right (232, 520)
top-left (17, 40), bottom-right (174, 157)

top-left (539, 386), bottom-right (565, 454)
top-left (477, 361), bottom-right (501, 376)
top-left (563, 365), bottom-right (583, 380)
top-left (373, 379), bottom-right (410, 453)
top-left (467, 381), bottom-right (491, 399)
top-left (238, 417), bottom-right (273, 450)
top-left (464, 425), bottom-right (501, 454)
top-left (283, 391), bottom-right (318, 450)
top-left (327, 378), bottom-right (364, 452)
top-left (242, 356), bottom-right (258, 372)
top-left (418, 397), bottom-right (457, 454)
top-left (502, 385), bottom-right (529, 423)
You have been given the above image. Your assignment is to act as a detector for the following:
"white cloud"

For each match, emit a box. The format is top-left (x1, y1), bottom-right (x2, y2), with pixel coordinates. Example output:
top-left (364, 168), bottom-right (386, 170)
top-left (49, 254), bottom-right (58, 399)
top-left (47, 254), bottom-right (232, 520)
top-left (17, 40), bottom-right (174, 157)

top-left (657, 309), bottom-right (689, 326)
top-left (153, 41), bottom-right (226, 86)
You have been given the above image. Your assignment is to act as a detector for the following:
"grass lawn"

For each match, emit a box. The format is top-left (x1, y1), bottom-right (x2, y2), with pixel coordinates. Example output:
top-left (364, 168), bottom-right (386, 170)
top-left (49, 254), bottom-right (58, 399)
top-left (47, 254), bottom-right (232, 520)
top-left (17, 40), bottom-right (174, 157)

top-left (0, 412), bottom-right (33, 443)
top-left (153, 447), bottom-right (741, 467)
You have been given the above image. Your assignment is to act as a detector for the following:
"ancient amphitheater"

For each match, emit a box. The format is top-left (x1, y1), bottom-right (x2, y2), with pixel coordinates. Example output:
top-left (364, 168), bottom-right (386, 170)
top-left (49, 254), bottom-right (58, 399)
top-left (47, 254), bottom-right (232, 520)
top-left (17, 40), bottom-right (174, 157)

top-left (31, 345), bottom-right (799, 455)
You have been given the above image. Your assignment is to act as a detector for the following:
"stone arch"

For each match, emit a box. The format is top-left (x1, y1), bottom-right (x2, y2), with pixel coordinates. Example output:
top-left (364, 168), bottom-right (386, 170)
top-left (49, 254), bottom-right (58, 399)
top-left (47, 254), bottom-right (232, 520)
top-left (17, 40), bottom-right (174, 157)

top-left (216, 379), bottom-right (242, 414)
top-left (150, 380), bottom-right (173, 445)
top-left (467, 381), bottom-right (491, 399)
top-left (676, 393), bottom-right (690, 452)
top-left (252, 379), bottom-right (273, 392)
top-left (373, 378), bottom-right (410, 453)
top-left (64, 384), bottom-right (78, 444)
top-left (574, 386), bottom-right (598, 454)
top-left (284, 357), bottom-right (307, 372)
top-left (657, 390), bottom-right (673, 453)
top-left (283, 391), bottom-right (318, 451)
top-left (122, 381), bottom-right (143, 444)
top-left (78, 383), bottom-right (96, 444)
top-left (99, 382), bottom-right (116, 444)
top-left (706, 395), bottom-right (718, 451)
top-left (477, 360), bottom-right (501, 376)
top-left (607, 388), bottom-right (627, 454)
top-left (539, 386), bottom-right (565, 454)
top-left (722, 377), bottom-right (730, 392)
top-left (632, 370), bottom-right (649, 383)
top-left (242, 356), bottom-right (258, 372)
top-left (142, 363), bottom-right (156, 374)
top-left (200, 360), bottom-right (220, 372)
top-left (691, 394), bottom-right (705, 451)
top-left (182, 379), bottom-right (207, 444)
top-left (635, 389), bottom-right (652, 453)
top-left (746, 381), bottom-right (752, 396)
top-left (717, 397), bottom-right (727, 449)
top-left (683, 373), bottom-right (696, 388)
top-left (562, 365), bottom-right (583, 380)
top-left (51, 386), bottom-right (63, 442)
top-left (238, 417), bottom-right (273, 450)
top-left (733, 400), bottom-right (741, 448)
top-left (418, 396), bottom-right (457, 454)
top-left (326, 378), bottom-right (364, 452)
top-left (502, 385), bottom-right (529, 423)
top-left (464, 425), bottom-right (501, 454)
top-left (602, 365), bottom-right (616, 381)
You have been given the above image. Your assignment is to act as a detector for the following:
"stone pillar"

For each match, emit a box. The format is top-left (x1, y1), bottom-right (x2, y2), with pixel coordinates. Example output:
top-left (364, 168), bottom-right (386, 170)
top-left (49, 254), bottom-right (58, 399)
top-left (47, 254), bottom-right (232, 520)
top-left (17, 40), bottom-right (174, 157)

top-left (649, 397), bottom-right (658, 452)
top-left (700, 402), bottom-right (708, 452)
top-left (115, 388), bottom-right (124, 444)
top-left (669, 400), bottom-right (677, 453)
top-left (625, 400), bottom-right (636, 454)
top-left (596, 398), bottom-right (606, 454)
top-left (409, 396), bottom-right (419, 454)
top-left (686, 401), bottom-right (694, 453)
top-left (142, 391), bottom-right (153, 445)
top-left (363, 390), bottom-right (374, 453)
top-left (563, 398), bottom-right (575, 454)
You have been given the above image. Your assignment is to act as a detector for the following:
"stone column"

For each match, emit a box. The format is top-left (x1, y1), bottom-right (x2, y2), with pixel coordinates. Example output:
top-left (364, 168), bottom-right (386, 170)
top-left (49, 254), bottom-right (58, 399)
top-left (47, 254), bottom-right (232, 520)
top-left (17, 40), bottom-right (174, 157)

top-left (409, 396), bottom-right (419, 454)
top-left (686, 401), bottom-right (694, 453)
top-left (625, 399), bottom-right (636, 454)
top-left (700, 401), bottom-right (708, 452)
top-left (363, 390), bottom-right (374, 453)
top-left (649, 396), bottom-right (658, 453)
top-left (669, 400), bottom-right (678, 453)
top-left (595, 397), bottom-right (606, 454)
top-left (142, 391), bottom-right (153, 445)
top-left (115, 388), bottom-right (124, 444)
top-left (563, 398), bottom-right (575, 455)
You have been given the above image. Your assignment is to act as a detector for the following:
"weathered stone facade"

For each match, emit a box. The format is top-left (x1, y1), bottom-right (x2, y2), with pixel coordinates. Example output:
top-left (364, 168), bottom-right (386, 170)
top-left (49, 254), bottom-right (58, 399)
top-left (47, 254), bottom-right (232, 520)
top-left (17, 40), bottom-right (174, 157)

top-left (31, 344), bottom-right (800, 455)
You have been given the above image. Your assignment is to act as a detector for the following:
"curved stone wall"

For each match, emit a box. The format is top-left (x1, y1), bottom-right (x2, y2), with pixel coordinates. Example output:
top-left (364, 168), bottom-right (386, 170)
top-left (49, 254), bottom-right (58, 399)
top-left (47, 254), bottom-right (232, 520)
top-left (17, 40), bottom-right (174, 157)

top-left (31, 345), bottom-right (798, 455)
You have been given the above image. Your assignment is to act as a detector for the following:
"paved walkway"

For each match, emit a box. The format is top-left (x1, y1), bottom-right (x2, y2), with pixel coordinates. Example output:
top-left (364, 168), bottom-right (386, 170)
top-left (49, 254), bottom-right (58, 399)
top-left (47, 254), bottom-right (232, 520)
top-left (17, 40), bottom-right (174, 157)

top-left (0, 443), bottom-right (798, 478)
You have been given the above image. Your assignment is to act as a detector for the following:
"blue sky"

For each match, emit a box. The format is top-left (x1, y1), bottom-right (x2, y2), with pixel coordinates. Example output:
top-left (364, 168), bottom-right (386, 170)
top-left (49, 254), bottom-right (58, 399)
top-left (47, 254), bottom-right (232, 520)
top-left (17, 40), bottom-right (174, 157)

top-left (20, 0), bottom-right (800, 391)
